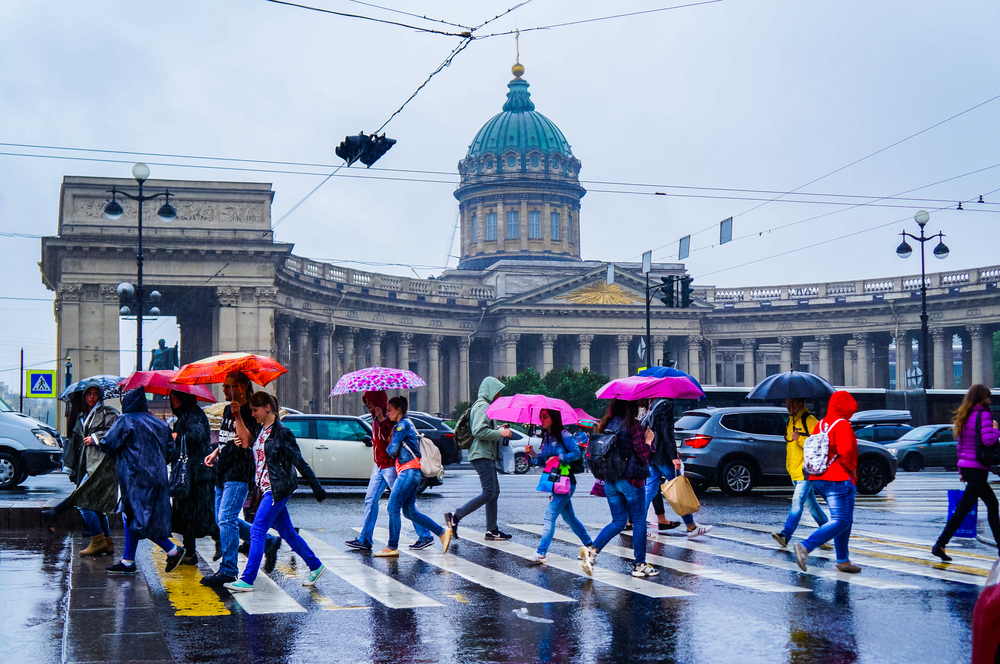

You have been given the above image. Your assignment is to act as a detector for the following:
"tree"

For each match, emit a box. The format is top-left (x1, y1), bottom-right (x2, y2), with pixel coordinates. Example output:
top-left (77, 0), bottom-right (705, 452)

top-left (497, 366), bottom-right (610, 420)
top-left (499, 367), bottom-right (548, 398)
top-left (451, 401), bottom-right (470, 419)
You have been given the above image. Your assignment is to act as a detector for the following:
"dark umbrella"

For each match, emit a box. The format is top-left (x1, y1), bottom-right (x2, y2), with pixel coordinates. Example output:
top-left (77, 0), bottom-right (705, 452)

top-left (58, 375), bottom-right (124, 402)
top-left (746, 370), bottom-right (835, 401)
top-left (638, 366), bottom-right (706, 399)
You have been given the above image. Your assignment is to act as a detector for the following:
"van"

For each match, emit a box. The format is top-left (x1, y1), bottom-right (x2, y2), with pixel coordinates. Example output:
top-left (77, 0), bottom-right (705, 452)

top-left (0, 397), bottom-right (64, 489)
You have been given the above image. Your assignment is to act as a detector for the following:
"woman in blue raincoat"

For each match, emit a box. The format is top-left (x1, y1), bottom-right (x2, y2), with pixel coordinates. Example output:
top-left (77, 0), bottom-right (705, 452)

top-left (97, 388), bottom-right (185, 575)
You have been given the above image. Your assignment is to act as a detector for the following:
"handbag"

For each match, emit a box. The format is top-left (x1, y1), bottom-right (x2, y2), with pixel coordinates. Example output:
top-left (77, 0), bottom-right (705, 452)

top-left (974, 410), bottom-right (1000, 467)
top-left (660, 463), bottom-right (700, 516)
top-left (536, 473), bottom-right (555, 493)
top-left (169, 434), bottom-right (190, 499)
top-left (553, 475), bottom-right (571, 495)
top-left (590, 479), bottom-right (606, 497)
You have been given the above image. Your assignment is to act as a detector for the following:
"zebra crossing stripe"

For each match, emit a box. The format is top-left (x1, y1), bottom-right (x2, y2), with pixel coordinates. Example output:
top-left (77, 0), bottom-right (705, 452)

top-left (514, 524), bottom-right (808, 593)
top-left (469, 529), bottom-right (693, 598)
top-left (646, 531), bottom-right (920, 590)
top-left (298, 531), bottom-right (443, 609)
top-left (194, 539), bottom-right (306, 614)
top-left (716, 524), bottom-right (986, 586)
top-left (369, 528), bottom-right (575, 604)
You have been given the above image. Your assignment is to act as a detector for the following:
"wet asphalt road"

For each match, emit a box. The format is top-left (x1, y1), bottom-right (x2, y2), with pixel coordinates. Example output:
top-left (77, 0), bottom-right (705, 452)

top-left (4, 469), bottom-right (997, 663)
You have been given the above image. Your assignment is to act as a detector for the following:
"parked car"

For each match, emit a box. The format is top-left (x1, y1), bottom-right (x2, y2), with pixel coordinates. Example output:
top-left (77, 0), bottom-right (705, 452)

top-left (282, 414), bottom-right (375, 486)
top-left (854, 424), bottom-right (914, 445)
top-left (359, 411), bottom-right (461, 492)
top-left (0, 397), bottom-right (63, 489)
top-left (674, 406), bottom-right (897, 496)
top-left (972, 558), bottom-right (1000, 664)
top-left (506, 428), bottom-right (542, 474)
top-left (883, 424), bottom-right (958, 472)
top-left (851, 409), bottom-right (914, 445)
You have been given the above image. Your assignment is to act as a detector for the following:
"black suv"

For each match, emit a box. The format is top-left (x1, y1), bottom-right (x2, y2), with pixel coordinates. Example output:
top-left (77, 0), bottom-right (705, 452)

top-left (360, 411), bottom-right (461, 493)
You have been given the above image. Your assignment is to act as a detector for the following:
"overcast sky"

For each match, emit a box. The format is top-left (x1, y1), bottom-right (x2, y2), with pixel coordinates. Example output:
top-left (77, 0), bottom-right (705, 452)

top-left (1, 0), bottom-right (998, 384)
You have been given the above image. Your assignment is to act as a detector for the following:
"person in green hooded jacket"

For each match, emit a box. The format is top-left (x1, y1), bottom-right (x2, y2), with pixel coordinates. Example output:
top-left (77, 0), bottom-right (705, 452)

top-left (445, 376), bottom-right (513, 540)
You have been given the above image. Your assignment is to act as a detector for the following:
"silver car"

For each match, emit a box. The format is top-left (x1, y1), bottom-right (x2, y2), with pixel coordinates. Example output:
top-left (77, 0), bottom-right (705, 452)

top-left (675, 406), bottom-right (897, 496)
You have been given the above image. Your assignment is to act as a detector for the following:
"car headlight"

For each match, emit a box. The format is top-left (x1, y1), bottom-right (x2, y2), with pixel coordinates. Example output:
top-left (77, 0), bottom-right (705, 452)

top-left (33, 429), bottom-right (59, 448)
top-left (887, 448), bottom-right (897, 457)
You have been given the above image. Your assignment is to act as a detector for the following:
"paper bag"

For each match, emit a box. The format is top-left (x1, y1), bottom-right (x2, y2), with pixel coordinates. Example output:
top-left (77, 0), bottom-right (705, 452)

top-left (661, 475), bottom-right (700, 516)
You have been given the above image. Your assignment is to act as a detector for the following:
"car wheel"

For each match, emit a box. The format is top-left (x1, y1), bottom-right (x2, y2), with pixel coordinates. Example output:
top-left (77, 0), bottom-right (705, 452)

top-left (689, 479), bottom-right (710, 495)
top-left (514, 453), bottom-right (530, 475)
top-left (0, 451), bottom-right (24, 490)
top-left (857, 459), bottom-right (888, 495)
top-left (416, 478), bottom-right (429, 495)
top-left (901, 454), bottom-right (924, 473)
top-left (719, 459), bottom-right (755, 496)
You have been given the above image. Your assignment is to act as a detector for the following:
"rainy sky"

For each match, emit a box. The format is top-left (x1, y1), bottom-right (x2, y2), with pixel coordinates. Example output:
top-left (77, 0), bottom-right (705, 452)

top-left (1, 0), bottom-right (998, 381)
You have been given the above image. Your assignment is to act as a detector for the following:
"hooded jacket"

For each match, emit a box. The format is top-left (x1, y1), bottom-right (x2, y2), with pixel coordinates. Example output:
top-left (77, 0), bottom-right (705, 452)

top-left (809, 391), bottom-right (858, 485)
top-left (645, 398), bottom-right (678, 465)
top-left (363, 390), bottom-right (395, 469)
top-left (785, 406), bottom-right (819, 482)
top-left (956, 404), bottom-right (999, 469)
top-left (99, 388), bottom-right (172, 539)
top-left (468, 376), bottom-right (505, 463)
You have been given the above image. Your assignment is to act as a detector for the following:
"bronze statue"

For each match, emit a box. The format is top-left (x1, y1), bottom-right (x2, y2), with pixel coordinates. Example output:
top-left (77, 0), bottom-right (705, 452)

top-left (149, 339), bottom-right (179, 371)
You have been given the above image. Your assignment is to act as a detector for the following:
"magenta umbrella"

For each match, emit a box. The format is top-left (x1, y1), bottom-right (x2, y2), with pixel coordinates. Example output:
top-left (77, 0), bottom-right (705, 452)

top-left (595, 375), bottom-right (705, 401)
top-left (486, 394), bottom-right (580, 426)
top-left (330, 367), bottom-right (426, 396)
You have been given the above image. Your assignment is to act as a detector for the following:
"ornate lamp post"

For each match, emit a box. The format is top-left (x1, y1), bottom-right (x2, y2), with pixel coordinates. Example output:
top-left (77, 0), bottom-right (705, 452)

top-left (895, 209), bottom-right (949, 394)
top-left (104, 163), bottom-right (177, 372)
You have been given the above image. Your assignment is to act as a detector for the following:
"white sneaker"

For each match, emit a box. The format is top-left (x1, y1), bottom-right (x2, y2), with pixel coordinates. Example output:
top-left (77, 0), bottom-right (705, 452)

top-left (527, 553), bottom-right (546, 565)
top-left (632, 562), bottom-right (659, 578)
top-left (580, 546), bottom-right (597, 576)
top-left (686, 524), bottom-right (713, 538)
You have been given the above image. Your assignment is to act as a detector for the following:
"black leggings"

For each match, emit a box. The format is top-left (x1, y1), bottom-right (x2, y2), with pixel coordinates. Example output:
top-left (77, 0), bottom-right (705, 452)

top-left (937, 467), bottom-right (1000, 549)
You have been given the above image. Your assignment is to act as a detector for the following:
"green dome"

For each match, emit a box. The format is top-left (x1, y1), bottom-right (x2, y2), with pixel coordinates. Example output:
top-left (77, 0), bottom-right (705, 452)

top-left (466, 75), bottom-right (573, 159)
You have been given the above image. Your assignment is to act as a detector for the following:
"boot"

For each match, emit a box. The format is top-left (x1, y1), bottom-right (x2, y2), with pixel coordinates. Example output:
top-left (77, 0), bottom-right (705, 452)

top-left (103, 536), bottom-right (115, 556)
top-left (80, 534), bottom-right (108, 557)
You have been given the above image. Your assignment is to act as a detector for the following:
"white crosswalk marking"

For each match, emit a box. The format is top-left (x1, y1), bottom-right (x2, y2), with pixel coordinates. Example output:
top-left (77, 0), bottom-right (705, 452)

top-left (369, 528), bottom-right (575, 604)
top-left (645, 531), bottom-right (920, 589)
top-left (718, 523), bottom-right (987, 586)
top-left (470, 530), bottom-right (694, 598)
top-left (513, 524), bottom-right (809, 593)
top-left (194, 540), bottom-right (306, 614)
top-left (298, 531), bottom-right (443, 609)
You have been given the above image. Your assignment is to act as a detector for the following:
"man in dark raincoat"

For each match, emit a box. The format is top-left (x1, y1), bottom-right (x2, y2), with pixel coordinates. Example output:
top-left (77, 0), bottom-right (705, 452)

top-left (97, 388), bottom-right (185, 575)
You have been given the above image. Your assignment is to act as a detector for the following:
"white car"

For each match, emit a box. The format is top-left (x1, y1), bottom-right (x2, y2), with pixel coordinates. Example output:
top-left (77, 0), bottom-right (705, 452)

top-left (505, 429), bottom-right (542, 475)
top-left (282, 414), bottom-right (375, 486)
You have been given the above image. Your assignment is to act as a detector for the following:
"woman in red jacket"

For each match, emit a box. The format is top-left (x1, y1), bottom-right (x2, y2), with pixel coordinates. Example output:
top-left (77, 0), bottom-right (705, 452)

top-left (794, 391), bottom-right (862, 574)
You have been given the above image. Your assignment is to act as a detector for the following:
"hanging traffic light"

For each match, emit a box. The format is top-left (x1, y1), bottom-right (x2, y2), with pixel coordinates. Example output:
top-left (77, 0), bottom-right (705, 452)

top-left (659, 275), bottom-right (674, 307)
top-left (336, 133), bottom-right (367, 166)
top-left (336, 132), bottom-right (397, 168)
top-left (680, 276), bottom-right (695, 308)
top-left (360, 134), bottom-right (396, 167)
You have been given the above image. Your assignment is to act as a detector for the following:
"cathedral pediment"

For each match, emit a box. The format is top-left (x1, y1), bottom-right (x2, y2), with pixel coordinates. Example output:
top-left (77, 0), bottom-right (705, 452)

top-left (496, 266), bottom-right (651, 309)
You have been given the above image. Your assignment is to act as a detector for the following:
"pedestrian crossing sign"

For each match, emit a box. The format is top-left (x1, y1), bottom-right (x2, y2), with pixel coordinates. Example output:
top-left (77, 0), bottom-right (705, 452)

top-left (26, 370), bottom-right (56, 398)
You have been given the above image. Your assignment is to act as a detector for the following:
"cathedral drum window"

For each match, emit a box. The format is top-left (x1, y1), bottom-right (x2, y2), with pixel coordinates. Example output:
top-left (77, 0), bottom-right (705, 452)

top-left (530, 156), bottom-right (539, 168)
top-left (506, 211), bottom-right (519, 239)
top-left (486, 212), bottom-right (498, 241)
top-left (529, 211), bottom-right (541, 239)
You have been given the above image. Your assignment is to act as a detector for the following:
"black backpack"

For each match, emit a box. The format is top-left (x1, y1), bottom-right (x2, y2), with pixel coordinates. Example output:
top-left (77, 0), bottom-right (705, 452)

top-left (975, 411), bottom-right (1000, 467)
top-left (587, 431), bottom-right (630, 481)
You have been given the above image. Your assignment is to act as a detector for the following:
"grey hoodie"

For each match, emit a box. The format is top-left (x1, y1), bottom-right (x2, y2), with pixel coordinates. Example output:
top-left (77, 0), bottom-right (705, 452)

top-left (468, 376), bottom-right (505, 462)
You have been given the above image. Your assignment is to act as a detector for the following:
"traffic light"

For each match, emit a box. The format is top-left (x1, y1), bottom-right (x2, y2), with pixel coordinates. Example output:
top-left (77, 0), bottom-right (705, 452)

top-left (659, 275), bottom-right (674, 307)
top-left (680, 276), bottom-right (695, 308)
top-left (336, 132), bottom-right (397, 168)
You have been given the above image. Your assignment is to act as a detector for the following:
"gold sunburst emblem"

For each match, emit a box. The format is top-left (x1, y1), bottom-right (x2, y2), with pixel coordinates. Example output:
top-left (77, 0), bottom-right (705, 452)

top-left (555, 282), bottom-right (645, 305)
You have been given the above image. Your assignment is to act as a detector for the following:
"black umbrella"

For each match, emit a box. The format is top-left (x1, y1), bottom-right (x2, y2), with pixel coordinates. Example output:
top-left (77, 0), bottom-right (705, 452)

top-left (746, 370), bottom-right (835, 401)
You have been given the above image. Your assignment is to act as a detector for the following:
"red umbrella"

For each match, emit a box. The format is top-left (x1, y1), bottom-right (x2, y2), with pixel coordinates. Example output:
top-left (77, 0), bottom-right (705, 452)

top-left (119, 370), bottom-right (216, 403)
top-left (172, 352), bottom-right (288, 386)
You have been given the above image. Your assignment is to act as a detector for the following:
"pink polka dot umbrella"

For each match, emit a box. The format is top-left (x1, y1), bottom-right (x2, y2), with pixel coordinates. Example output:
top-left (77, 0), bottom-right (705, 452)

top-left (330, 366), bottom-right (427, 396)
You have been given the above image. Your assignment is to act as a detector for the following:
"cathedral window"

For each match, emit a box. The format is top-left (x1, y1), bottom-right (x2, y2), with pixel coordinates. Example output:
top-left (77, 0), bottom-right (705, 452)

top-left (529, 211), bottom-right (541, 239)
top-left (471, 212), bottom-right (478, 242)
top-left (486, 213), bottom-right (497, 241)
top-left (506, 211), bottom-right (519, 239)
top-left (550, 212), bottom-right (560, 241)
top-left (507, 156), bottom-right (517, 168)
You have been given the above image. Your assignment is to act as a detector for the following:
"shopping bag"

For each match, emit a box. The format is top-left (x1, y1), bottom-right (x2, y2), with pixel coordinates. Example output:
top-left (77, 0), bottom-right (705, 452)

top-left (661, 465), bottom-right (700, 516)
top-left (536, 474), bottom-right (555, 493)
top-left (590, 479), bottom-right (606, 497)
top-left (553, 475), bottom-right (571, 495)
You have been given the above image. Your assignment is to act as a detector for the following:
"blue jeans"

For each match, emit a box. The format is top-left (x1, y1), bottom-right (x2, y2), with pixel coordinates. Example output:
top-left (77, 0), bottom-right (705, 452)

top-left (241, 491), bottom-right (322, 584)
top-left (780, 480), bottom-right (829, 539)
top-left (79, 509), bottom-right (111, 538)
top-left (800, 480), bottom-right (856, 563)
top-left (122, 514), bottom-right (174, 561)
top-left (359, 465), bottom-right (430, 546)
top-left (594, 479), bottom-right (648, 565)
top-left (537, 482), bottom-right (592, 556)
top-left (215, 482), bottom-right (249, 578)
top-left (387, 469), bottom-right (444, 550)
top-left (645, 463), bottom-right (695, 527)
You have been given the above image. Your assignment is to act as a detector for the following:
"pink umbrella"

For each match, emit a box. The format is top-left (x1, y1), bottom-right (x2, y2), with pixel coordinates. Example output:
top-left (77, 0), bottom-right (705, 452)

top-left (595, 375), bottom-right (704, 401)
top-left (573, 407), bottom-right (599, 423)
top-left (486, 394), bottom-right (580, 426)
top-left (330, 366), bottom-right (426, 396)
top-left (119, 370), bottom-right (217, 403)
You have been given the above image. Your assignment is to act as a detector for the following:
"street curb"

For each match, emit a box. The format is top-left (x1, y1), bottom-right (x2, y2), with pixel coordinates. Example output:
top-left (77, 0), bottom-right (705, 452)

top-left (0, 501), bottom-right (125, 531)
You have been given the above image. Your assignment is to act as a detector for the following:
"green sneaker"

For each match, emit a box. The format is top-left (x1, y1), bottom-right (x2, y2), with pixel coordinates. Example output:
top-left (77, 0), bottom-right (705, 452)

top-left (303, 564), bottom-right (325, 587)
top-left (224, 580), bottom-right (254, 593)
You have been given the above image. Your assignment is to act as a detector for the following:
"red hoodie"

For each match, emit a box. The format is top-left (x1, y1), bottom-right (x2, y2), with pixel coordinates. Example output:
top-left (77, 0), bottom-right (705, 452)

top-left (810, 391), bottom-right (859, 485)
top-left (363, 391), bottom-right (395, 469)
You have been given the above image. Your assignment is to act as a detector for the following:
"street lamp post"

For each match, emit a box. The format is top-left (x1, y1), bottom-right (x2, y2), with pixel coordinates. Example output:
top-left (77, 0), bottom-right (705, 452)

top-left (895, 209), bottom-right (949, 403)
top-left (104, 163), bottom-right (177, 372)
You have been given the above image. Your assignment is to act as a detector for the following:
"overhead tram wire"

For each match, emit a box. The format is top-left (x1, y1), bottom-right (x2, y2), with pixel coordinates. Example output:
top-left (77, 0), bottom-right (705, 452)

top-left (261, 0), bottom-right (472, 37)
top-left (342, 0), bottom-right (473, 30)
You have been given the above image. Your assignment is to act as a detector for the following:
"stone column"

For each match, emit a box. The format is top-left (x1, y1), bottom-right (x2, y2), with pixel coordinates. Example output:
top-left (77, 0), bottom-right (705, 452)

top-left (615, 335), bottom-right (632, 379)
top-left (369, 329), bottom-right (385, 368)
top-left (541, 334), bottom-right (557, 377)
top-left (576, 334), bottom-right (593, 372)
top-left (722, 352), bottom-right (736, 386)
top-left (273, 315), bottom-right (292, 406)
top-left (448, 340), bottom-right (460, 414)
top-left (968, 325), bottom-right (986, 386)
top-left (501, 333), bottom-right (520, 377)
top-left (317, 323), bottom-right (334, 413)
top-left (739, 339), bottom-right (756, 387)
top-left (779, 336), bottom-right (794, 372)
top-left (215, 286), bottom-right (240, 355)
top-left (427, 335), bottom-right (442, 415)
top-left (932, 328), bottom-right (951, 390)
top-left (652, 336), bottom-right (668, 367)
top-left (295, 321), bottom-right (312, 412)
top-left (895, 332), bottom-right (911, 389)
top-left (397, 333), bottom-right (412, 371)
top-left (958, 330), bottom-right (973, 388)
top-left (816, 336), bottom-right (832, 384)
top-left (458, 336), bottom-right (470, 403)
top-left (687, 337), bottom-right (702, 382)
top-left (342, 327), bottom-right (358, 375)
top-left (853, 333), bottom-right (870, 388)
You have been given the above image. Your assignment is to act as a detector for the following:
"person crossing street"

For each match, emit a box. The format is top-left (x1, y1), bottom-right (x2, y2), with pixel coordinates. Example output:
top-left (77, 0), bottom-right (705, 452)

top-left (772, 398), bottom-right (828, 548)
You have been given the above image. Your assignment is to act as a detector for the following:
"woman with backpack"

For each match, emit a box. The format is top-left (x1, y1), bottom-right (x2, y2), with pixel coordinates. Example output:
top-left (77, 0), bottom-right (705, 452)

top-left (526, 408), bottom-right (594, 565)
top-left (933, 384), bottom-right (1000, 561)
top-left (374, 396), bottom-right (452, 557)
top-left (581, 399), bottom-right (659, 578)
top-left (793, 390), bottom-right (862, 574)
